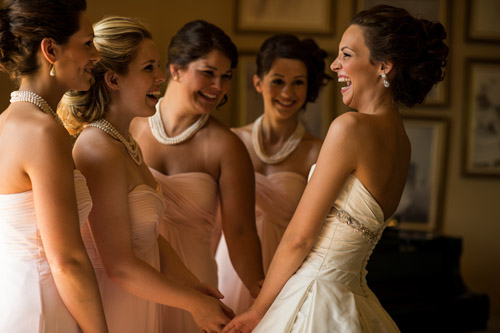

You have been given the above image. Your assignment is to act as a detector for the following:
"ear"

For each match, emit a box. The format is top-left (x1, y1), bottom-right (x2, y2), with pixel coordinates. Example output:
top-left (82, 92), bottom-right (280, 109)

top-left (253, 74), bottom-right (263, 93)
top-left (379, 61), bottom-right (394, 76)
top-left (170, 64), bottom-right (180, 81)
top-left (40, 37), bottom-right (58, 64)
top-left (104, 71), bottom-right (120, 90)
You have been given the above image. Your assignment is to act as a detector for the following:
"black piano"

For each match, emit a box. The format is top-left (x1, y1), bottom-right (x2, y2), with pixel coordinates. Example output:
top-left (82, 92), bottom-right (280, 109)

top-left (367, 228), bottom-right (490, 332)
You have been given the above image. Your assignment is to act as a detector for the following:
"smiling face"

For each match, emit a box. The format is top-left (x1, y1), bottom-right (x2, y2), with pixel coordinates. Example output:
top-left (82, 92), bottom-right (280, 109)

top-left (56, 12), bottom-right (100, 91)
top-left (115, 38), bottom-right (166, 117)
top-left (255, 57), bottom-right (308, 120)
top-left (330, 24), bottom-right (382, 109)
top-left (173, 49), bottom-right (233, 114)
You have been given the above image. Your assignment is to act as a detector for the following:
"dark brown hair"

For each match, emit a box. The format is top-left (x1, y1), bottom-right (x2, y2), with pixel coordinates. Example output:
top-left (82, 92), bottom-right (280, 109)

top-left (352, 5), bottom-right (448, 107)
top-left (0, 0), bottom-right (87, 81)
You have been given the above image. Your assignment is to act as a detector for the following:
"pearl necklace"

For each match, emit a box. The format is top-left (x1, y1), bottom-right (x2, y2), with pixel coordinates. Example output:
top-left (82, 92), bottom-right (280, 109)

top-left (149, 101), bottom-right (209, 145)
top-left (9, 90), bottom-right (64, 126)
top-left (252, 115), bottom-right (305, 164)
top-left (87, 119), bottom-right (143, 165)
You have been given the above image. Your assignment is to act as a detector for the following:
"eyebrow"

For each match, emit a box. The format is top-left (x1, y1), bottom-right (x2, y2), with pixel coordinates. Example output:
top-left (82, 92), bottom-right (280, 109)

top-left (140, 59), bottom-right (156, 66)
top-left (270, 73), bottom-right (306, 79)
top-left (200, 65), bottom-right (232, 73)
top-left (341, 46), bottom-right (354, 52)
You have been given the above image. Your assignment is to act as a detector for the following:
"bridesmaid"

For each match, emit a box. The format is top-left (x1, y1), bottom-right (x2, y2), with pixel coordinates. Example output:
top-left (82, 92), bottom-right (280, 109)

top-left (60, 16), bottom-right (233, 333)
top-left (131, 20), bottom-right (264, 332)
top-left (0, 0), bottom-right (107, 332)
top-left (215, 34), bottom-right (332, 314)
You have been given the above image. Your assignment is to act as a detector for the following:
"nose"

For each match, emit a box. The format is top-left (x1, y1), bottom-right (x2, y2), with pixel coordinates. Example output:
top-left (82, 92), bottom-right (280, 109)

top-left (155, 66), bottom-right (166, 84)
top-left (330, 56), bottom-right (340, 72)
top-left (90, 44), bottom-right (101, 63)
top-left (281, 83), bottom-right (294, 97)
top-left (212, 77), bottom-right (224, 91)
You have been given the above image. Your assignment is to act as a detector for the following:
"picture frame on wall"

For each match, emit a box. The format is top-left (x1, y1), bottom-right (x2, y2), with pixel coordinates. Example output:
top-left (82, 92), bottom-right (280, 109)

top-left (355, 0), bottom-right (450, 106)
top-left (234, 0), bottom-right (334, 35)
top-left (393, 118), bottom-right (448, 232)
top-left (236, 54), bottom-right (334, 139)
top-left (466, 0), bottom-right (500, 43)
top-left (463, 59), bottom-right (500, 177)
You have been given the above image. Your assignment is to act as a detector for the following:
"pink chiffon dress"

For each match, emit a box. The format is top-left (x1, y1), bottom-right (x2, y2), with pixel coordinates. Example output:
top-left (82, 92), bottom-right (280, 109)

top-left (216, 171), bottom-right (307, 314)
top-left (81, 183), bottom-right (165, 333)
top-left (0, 170), bottom-right (92, 332)
top-left (151, 168), bottom-right (219, 333)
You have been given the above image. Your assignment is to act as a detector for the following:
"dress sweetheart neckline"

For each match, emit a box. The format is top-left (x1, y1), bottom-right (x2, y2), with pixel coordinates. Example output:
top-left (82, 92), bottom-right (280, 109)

top-left (149, 167), bottom-right (217, 182)
top-left (256, 171), bottom-right (307, 181)
top-left (129, 183), bottom-right (162, 196)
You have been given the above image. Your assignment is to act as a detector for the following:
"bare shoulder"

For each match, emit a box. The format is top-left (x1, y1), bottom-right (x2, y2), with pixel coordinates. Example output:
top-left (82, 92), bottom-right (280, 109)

top-left (206, 117), bottom-right (248, 156)
top-left (231, 123), bottom-right (253, 148)
top-left (73, 127), bottom-right (127, 174)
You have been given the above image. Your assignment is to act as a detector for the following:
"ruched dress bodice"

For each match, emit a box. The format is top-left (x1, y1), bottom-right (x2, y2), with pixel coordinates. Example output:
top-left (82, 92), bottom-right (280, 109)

top-left (216, 171), bottom-right (307, 314)
top-left (151, 168), bottom-right (219, 333)
top-left (0, 170), bottom-right (92, 332)
top-left (81, 184), bottom-right (164, 333)
top-left (254, 167), bottom-right (400, 333)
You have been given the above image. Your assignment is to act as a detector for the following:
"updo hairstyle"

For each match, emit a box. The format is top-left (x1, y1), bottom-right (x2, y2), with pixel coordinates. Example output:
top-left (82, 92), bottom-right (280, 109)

top-left (59, 16), bottom-right (152, 135)
top-left (256, 34), bottom-right (332, 109)
top-left (351, 5), bottom-right (448, 107)
top-left (0, 0), bottom-right (86, 82)
top-left (166, 20), bottom-right (238, 107)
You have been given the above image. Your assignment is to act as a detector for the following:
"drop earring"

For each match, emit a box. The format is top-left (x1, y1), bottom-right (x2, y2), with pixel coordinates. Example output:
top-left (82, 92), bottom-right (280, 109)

top-left (49, 64), bottom-right (56, 77)
top-left (381, 73), bottom-right (390, 88)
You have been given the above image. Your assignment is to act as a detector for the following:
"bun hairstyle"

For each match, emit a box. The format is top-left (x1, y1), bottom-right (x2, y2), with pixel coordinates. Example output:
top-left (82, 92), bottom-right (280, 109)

top-left (59, 16), bottom-right (152, 135)
top-left (256, 34), bottom-right (332, 109)
top-left (166, 20), bottom-right (238, 107)
top-left (0, 0), bottom-right (86, 82)
top-left (351, 5), bottom-right (448, 107)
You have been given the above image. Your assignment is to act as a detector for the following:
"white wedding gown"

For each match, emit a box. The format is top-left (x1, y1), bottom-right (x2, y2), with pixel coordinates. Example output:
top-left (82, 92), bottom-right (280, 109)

top-left (254, 166), bottom-right (400, 333)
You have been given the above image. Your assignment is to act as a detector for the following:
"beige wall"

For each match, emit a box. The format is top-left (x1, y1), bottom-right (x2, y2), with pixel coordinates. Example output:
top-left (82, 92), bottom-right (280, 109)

top-left (1, 0), bottom-right (499, 330)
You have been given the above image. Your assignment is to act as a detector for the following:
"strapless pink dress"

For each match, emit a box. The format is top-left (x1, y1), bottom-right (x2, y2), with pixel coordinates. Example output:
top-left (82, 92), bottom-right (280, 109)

top-left (0, 170), bottom-right (92, 332)
top-left (151, 168), bottom-right (219, 333)
top-left (216, 172), bottom-right (307, 314)
top-left (81, 184), bottom-right (164, 333)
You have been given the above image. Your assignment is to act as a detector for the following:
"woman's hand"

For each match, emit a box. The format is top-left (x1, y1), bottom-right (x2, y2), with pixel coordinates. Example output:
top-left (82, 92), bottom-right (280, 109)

top-left (221, 307), bottom-right (263, 333)
top-left (191, 280), bottom-right (224, 299)
top-left (190, 293), bottom-right (235, 333)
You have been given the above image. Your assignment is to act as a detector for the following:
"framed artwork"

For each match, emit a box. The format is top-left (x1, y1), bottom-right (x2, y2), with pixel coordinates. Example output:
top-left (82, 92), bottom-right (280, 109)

top-left (463, 59), bottom-right (500, 176)
top-left (466, 0), bottom-right (500, 42)
top-left (236, 54), bottom-right (333, 139)
top-left (234, 0), bottom-right (334, 35)
top-left (356, 0), bottom-right (450, 106)
top-left (393, 118), bottom-right (448, 232)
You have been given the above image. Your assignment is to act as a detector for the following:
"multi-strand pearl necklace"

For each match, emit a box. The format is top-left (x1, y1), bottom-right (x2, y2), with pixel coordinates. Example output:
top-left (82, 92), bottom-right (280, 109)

top-left (9, 90), bottom-right (64, 126)
top-left (252, 115), bottom-right (305, 164)
top-left (149, 102), bottom-right (209, 145)
top-left (87, 119), bottom-right (142, 165)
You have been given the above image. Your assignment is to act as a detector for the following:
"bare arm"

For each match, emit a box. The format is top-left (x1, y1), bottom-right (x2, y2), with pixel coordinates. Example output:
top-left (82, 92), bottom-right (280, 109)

top-left (219, 134), bottom-right (265, 297)
top-left (74, 132), bottom-right (233, 331)
top-left (28, 122), bottom-right (107, 332)
top-left (223, 114), bottom-right (359, 332)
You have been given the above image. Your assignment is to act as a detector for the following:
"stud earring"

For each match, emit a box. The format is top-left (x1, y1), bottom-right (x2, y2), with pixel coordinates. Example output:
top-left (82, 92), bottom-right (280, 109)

top-left (381, 73), bottom-right (390, 88)
top-left (49, 64), bottom-right (56, 77)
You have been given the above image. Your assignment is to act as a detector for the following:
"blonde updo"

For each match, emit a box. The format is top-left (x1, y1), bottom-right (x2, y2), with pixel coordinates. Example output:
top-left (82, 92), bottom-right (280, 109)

top-left (58, 16), bottom-right (152, 135)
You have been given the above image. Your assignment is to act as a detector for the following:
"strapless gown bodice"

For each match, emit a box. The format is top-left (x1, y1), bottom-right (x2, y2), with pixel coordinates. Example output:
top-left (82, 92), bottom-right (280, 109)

top-left (81, 183), bottom-right (164, 333)
top-left (151, 168), bottom-right (219, 333)
top-left (254, 167), bottom-right (399, 332)
top-left (0, 170), bottom-right (92, 332)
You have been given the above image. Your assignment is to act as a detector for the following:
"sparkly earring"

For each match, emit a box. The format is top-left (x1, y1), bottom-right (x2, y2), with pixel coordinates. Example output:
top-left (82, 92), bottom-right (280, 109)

top-left (49, 64), bottom-right (56, 77)
top-left (381, 73), bottom-right (390, 88)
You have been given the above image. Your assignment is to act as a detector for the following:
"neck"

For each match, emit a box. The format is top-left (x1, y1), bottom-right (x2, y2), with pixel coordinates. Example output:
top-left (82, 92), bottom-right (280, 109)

top-left (260, 114), bottom-right (300, 145)
top-left (102, 104), bottom-right (133, 137)
top-left (160, 88), bottom-right (204, 137)
top-left (19, 76), bottom-right (65, 112)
